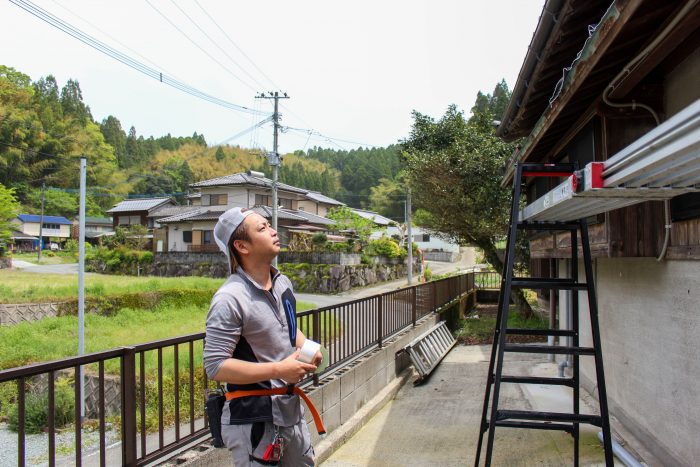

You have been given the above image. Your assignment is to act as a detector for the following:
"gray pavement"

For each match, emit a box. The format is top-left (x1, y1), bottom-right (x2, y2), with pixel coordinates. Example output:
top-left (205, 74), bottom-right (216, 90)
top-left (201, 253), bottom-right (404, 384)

top-left (321, 345), bottom-right (617, 467)
top-left (11, 260), bottom-right (79, 274)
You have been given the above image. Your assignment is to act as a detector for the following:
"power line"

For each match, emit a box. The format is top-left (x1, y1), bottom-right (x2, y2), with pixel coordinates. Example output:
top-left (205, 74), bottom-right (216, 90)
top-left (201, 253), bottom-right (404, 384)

top-left (9, 0), bottom-right (267, 115)
top-left (168, 0), bottom-right (270, 93)
top-left (144, 0), bottom-right (258, 93)
top-left (283, 126), bottom-right (376, 148)
top-left (193, 0), bottom-right (281, 91)
top-left (48, 0), bottom-right (192, 86)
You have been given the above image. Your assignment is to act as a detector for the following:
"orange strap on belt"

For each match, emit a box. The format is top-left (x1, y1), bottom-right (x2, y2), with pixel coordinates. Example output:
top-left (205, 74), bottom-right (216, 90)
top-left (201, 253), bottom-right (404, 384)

top-left (225, 386), bottom-right (326, 434)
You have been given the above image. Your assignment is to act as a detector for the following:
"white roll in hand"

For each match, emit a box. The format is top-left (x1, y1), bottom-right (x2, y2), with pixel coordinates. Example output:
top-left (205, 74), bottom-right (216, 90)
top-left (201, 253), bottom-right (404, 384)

top-left (297, 339), bottom-right (321, 364)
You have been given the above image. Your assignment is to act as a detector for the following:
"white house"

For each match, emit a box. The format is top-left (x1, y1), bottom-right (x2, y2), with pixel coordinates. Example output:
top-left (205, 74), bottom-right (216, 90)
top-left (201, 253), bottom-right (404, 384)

top-left (12, 214), bottom-right (72, 250)
top-left (156, 171), bottom-right (343, 252)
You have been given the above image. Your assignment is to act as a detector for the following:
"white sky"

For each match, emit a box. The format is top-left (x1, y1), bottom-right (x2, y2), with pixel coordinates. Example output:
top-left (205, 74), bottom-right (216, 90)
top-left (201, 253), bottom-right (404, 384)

top-left (1, 0), bottom-right (544, 153)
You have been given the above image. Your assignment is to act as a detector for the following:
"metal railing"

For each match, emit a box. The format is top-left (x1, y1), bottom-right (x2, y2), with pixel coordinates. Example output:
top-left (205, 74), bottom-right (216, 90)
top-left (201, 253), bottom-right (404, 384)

top-left (474, 271), bottom-right (501, 289)
top-left (0, 273), bottom-right (477, 466)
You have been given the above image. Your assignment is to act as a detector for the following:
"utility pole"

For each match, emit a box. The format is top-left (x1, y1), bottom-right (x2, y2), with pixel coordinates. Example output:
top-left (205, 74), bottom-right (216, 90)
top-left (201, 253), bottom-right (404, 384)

top-left (406, 188), bottom-right (413, 284)
top-left (78, 157), bottom-right (87, 418)
top-left (255, 91), bottom-right (289, 267)
top-left (37, 183), bottom-right (45, 261)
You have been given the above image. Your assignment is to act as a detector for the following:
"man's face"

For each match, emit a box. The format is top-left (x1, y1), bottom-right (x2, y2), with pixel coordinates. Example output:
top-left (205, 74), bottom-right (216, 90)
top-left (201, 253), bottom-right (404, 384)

top-left (237, 213), bottom-right (280, 260)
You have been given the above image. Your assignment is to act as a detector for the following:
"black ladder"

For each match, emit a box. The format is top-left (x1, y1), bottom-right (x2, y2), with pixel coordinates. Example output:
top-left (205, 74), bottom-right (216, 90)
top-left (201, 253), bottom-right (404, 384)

top-left (474, 163), bottom-right (614, 466)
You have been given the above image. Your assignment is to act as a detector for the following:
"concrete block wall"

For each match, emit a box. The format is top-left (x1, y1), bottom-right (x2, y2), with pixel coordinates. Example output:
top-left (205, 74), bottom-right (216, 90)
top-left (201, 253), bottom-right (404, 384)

top-left (0, 302), bottom-right (61, 326)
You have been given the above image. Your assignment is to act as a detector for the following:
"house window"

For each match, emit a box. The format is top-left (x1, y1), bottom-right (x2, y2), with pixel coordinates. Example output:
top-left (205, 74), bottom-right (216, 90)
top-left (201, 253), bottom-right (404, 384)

top-left (182, 231), bottom-right (192, 243)
top-left (42, 223), bottom-right (60, 229)
top-left (280, 198), bottom-right (292, 210)
top-left (421, 234), bottom-right (430, 242)
top-left (118, 216), bottom-right (141, 225)
top-left (202, 230), bottom-right (213, 245)
top-left (298, 206), bottom-right (305, 211)
top-left (202, 194), bottom-right (228, 206)
top-left (255, 194), bottom-right (271, 206)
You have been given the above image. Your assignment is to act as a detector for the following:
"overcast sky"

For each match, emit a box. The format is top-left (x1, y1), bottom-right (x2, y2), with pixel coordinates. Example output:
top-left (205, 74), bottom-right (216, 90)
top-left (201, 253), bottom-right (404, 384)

top-left (1, 0), bottom-right (544, 153)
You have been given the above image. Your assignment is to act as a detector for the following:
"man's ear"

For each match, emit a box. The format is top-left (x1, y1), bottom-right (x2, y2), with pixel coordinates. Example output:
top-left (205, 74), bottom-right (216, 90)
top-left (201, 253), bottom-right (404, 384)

top-left (233, 239), bottom-right (249, 256)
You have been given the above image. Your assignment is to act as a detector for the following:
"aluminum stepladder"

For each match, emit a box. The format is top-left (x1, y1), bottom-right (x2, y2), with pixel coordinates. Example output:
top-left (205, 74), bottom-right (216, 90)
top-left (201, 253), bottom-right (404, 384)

top-left (474, 163), bottom-right (614, 466)
top-left (403, 321), bottom-right (457, 384)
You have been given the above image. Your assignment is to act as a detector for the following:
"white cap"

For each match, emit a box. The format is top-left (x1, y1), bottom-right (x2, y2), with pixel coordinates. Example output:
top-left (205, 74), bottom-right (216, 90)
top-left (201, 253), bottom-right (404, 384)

top-left (214, 207), bottom-right (254, 274)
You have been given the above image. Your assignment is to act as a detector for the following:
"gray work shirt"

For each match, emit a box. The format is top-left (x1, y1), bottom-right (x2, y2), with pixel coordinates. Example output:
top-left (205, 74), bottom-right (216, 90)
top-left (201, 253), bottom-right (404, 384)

top-left (203, 266), bottom-right (302, 427)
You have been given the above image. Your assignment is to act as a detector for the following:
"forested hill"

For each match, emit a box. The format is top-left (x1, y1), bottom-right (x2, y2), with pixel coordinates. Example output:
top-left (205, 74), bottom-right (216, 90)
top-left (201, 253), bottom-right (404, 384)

top-left (0, 65), bottom-right (403, 218)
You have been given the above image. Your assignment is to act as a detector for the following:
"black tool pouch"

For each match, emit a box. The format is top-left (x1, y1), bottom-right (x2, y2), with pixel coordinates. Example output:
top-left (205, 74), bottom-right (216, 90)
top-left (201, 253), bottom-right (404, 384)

top-left (205, 389), bottom-right (226, 448)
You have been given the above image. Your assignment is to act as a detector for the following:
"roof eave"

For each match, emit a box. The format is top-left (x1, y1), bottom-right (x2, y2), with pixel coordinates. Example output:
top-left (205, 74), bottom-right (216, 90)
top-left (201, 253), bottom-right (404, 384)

top-left (497, 0), bottom-right (568, 140)
top-left (501, 1), bottom-right (636, 186)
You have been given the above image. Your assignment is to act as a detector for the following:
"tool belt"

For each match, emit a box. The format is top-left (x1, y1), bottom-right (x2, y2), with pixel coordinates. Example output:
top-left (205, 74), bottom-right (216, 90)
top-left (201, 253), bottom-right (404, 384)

top-left (226, 385), bottom-right (326, 435)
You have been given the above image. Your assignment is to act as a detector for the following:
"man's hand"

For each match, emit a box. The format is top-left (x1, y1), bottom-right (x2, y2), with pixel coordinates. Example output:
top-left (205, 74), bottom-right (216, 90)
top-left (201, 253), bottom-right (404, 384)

top-left (275, 349), bottom-right (317, 384)
top-left (311, 350), bottom-right (323, 367)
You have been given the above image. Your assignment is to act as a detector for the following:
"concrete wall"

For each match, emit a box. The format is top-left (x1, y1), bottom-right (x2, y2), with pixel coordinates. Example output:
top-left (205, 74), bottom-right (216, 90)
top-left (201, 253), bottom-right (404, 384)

top-left (571, 258), bottom-right (700, 467)
top-left (0, 302), bottom-right (61, 326)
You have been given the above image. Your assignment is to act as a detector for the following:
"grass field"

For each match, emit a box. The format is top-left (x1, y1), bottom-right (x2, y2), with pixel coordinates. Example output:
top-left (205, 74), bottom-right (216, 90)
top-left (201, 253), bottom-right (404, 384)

top-left (0, 270), bottom-right (227, 303)
top-left (0, 299), bottom-right (319, 371)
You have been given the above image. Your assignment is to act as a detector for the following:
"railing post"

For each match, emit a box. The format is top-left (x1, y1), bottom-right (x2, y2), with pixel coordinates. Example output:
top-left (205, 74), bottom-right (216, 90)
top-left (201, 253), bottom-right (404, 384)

top-left (312, 309), bottom-right (320, 386)
top-left (412, 286), bottom-right (417, 327)
top-left (432, 281), bottom-right (437, 312)
top-left (121, 346), bottom-right (137, 467)
top-left (377, 295), bottom-right (383, 348)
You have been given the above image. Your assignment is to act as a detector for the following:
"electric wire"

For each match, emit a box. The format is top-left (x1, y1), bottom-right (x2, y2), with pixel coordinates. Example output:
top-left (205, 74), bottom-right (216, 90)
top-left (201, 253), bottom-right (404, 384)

top-left (9, 0), bottom-right (267, 115)
top-left (144, 0), bottom-right (258, 93)
top-left (168, 0), bottom-right (270, 93)
top-left (193, 0), bottom-right (281, 91)
top-left (47, 0), bottom-right (191, 86)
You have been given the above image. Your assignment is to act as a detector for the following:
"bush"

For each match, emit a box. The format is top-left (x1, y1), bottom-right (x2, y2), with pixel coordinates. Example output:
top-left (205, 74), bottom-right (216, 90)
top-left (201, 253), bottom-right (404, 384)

top-left (311, 233), bottom-right (328, 249)
top-left (326, 241), bottom-right (351, 253)
top-left (424, 266), bottom-right (433, 281)
top-left (366, 236), bottom-right (402, 258)
top-left (8, 377), bottom-right (75, 434)
top-left (87, 246), bottom-right (154, 274)
top-left (360, 254), bottom-right (372, 265)
top-left (64, 239), bottom-right (78, 254)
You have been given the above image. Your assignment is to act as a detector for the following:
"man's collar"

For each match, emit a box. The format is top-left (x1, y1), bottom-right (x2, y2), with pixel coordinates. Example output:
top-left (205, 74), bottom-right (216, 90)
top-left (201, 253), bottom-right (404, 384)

top-left (237, 264), bottom-right (281, 291)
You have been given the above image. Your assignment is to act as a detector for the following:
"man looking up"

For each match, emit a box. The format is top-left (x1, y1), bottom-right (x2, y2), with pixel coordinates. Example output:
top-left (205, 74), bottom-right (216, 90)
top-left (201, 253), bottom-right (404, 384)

top-left (204, 207), bottom-right (322, 466)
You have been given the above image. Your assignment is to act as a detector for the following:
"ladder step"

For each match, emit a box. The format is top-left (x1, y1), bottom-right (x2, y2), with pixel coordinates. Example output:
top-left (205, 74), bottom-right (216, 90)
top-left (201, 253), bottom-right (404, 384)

top-left (517, 221), bottom-right (579, 231)
top-left (493, 420), bottom-right (575, 433)
top-left (500, 376), bottom-right (575, 387)
top-left (504, 344), bottom-right (595, 355)
top-left (511, 278), bottom-right (588, 290)
top-left (497, 410), bottom-right (602, 426)
top-left (506, 328), bottom-right (576, 337)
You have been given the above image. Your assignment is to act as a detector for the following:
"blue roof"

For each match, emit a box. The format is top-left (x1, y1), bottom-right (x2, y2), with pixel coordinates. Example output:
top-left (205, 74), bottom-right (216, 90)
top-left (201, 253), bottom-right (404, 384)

top-left (17, 214), bottom-right (72, 225)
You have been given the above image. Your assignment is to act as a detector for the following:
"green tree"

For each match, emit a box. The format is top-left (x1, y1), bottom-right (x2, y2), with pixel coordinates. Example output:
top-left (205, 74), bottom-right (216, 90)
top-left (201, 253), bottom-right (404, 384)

top-left (326, 206), bottom-right (377, 245)
top-left (402, 83), bottom-right (533, 318)
top-left (215, 146), bottom-right (225, 161)
top-left (368, 176), bottom-right (406, 221)
top-left (0, 183), bottom-right (20, 251)
top-left (60, 79), bottom-right (91, 123)
top-left (125, 126), bottom-right (141, 168)
top-left (100, 116), bottom-right (127, 168)
top-left (25, 188), bottom-right (77, 218)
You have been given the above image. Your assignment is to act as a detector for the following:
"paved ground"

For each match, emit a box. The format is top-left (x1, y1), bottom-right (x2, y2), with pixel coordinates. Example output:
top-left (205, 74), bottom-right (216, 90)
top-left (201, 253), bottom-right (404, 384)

top-left (11, 259), bottom-right (79, 274)
top-left (321, 345), bottom-right (619, 467)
